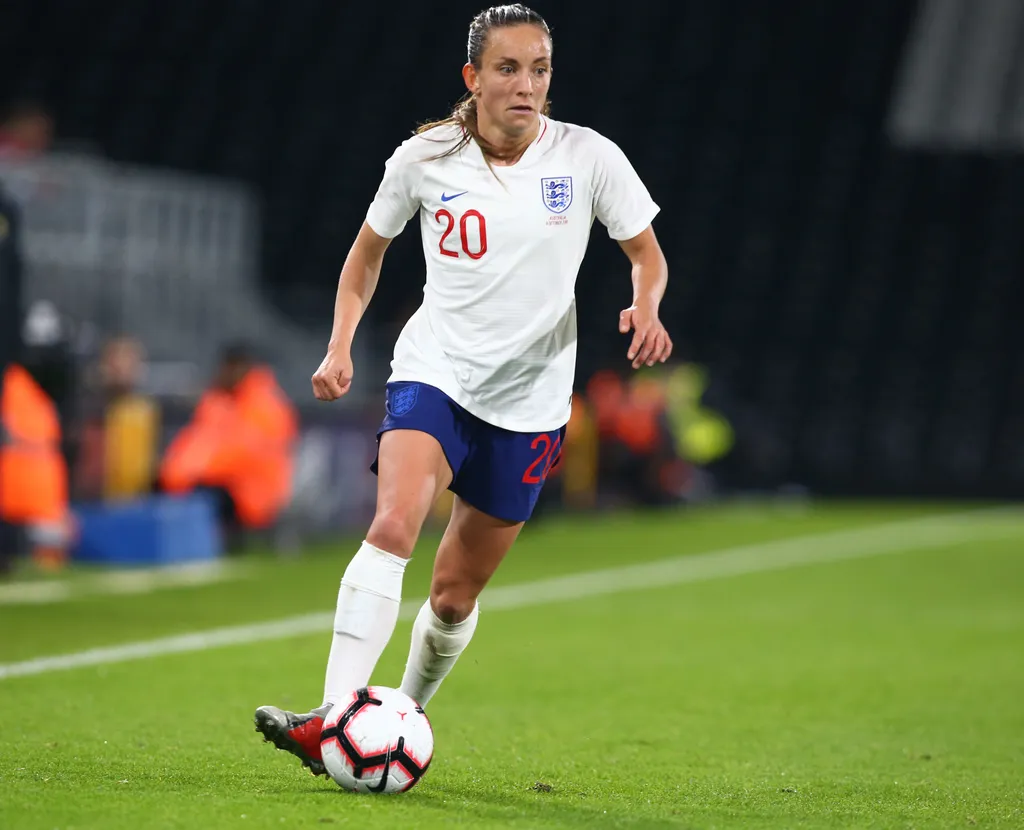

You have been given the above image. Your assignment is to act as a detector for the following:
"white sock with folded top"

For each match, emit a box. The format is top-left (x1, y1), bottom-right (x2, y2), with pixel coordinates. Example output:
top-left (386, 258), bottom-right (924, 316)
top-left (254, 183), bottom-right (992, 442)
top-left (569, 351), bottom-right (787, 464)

top-left (399, 599), bottom-right (479, 707)
top-left (322, 540), bottom-right (409, 707)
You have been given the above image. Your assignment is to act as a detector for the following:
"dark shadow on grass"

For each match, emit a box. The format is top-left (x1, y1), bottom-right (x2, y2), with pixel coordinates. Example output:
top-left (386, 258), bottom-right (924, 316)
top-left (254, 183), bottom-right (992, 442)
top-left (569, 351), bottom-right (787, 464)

top-left (302, 780), bottom-right (693, 829)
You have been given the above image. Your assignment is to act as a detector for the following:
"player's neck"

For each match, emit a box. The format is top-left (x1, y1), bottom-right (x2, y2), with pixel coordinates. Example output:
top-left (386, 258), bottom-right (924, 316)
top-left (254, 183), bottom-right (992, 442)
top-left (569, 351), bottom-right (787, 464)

top-left (476, 114), bottom-right (540, 167)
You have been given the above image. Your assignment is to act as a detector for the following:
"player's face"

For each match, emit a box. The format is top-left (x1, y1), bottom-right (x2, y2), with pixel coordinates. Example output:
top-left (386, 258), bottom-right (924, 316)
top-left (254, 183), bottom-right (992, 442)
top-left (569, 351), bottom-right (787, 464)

top-left (465, 24), bottom-right (552, 139)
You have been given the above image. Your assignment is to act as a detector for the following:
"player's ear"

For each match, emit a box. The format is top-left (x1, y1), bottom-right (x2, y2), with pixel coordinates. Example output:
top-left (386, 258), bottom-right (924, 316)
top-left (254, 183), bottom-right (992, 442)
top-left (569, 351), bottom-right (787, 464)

top-left (462, 63), bottom-right (479, 95)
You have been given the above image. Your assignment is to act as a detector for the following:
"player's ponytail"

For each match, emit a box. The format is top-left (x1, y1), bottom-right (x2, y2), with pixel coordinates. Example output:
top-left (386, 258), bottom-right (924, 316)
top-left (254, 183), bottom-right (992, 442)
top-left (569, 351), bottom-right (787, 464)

top-left (415, 4), bottom-right (551, 164)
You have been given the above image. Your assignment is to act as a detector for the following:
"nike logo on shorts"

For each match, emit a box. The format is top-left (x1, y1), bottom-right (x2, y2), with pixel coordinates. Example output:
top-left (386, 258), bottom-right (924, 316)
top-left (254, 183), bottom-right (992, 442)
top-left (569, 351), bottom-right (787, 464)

top-left (441, 191), bottom-right (468, 202)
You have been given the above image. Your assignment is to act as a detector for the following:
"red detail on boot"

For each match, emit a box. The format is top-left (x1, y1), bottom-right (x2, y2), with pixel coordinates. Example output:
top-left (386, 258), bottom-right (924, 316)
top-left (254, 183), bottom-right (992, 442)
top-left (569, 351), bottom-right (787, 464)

top-left (288, 717), bottom-right (324, 762)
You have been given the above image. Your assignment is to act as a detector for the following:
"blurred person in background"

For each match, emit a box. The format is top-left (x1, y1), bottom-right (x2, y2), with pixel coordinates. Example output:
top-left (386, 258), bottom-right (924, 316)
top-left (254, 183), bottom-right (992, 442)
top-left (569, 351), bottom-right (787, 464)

top-left (586, 368), bottom-right (680, 505)
top-left (661, 363), bottom-right (733, 500)
top-left (0, 100), bottom-right (54, 159)
top-left (583, 363), bottom-right (735, 506)
top-left (557, 391), bottom-right (599, 509)
top-left (75, 336), bottom-right (160, 504)
top-left (0, 302), bottom-right (75, 572)
top-left (0, 179), bottom-right (24, 573)
top-left (158, 343), bottom-right (298, 549)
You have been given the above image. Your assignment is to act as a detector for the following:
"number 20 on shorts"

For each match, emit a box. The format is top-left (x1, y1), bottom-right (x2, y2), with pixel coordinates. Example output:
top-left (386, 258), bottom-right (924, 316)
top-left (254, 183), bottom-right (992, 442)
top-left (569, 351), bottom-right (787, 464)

top-left (435, 208), bottom-right (488, 260)
top-left (522, 433), bottom-right (562, 485)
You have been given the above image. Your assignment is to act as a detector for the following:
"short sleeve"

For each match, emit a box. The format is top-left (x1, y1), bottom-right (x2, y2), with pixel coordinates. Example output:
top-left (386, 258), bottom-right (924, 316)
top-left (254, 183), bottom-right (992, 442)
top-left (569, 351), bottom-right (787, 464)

top-left (592, 134), bottom-right (660, 241)
top-left (365, 141), bottom-right (422, 239)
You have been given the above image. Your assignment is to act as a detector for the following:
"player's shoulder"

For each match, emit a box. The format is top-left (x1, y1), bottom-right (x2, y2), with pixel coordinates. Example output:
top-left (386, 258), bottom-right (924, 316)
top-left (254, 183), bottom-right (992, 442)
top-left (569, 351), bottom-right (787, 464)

top-left (387, 124), bottom-right (465, 165)
top-left (546, 118), bottom-right (626, 160)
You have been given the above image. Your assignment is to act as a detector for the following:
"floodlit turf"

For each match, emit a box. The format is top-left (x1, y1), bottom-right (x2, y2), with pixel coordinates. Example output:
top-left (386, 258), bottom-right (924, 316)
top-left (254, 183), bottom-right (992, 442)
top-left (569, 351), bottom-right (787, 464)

top-left (0, 502), bottom-right (1022, 829)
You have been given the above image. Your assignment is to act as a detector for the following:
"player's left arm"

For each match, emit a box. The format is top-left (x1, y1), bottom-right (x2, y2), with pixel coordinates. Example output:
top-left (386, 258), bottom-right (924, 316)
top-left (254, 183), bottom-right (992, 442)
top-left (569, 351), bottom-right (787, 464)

top-left (590, 131), bottom-right (672, 369)
top-left (617, 227), bottom-right (673, 369)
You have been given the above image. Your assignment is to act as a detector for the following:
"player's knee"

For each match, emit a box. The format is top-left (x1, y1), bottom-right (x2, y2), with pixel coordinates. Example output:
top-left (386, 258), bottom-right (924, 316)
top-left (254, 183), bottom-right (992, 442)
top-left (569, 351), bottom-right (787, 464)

top-left (365, 509), bottom-right (421, 558)
top-left (429, 580), bottom-right (477, 625)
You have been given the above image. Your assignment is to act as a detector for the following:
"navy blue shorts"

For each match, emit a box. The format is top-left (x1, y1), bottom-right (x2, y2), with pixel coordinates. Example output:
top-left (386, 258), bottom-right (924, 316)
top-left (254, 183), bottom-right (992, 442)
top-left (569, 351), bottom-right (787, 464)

top-left (370, 382), bottom-right (566, 523)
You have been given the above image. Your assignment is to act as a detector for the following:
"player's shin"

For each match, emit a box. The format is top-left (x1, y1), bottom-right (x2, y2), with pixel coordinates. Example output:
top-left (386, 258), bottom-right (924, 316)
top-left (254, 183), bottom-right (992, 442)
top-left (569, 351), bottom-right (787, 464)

top-left (322, 540), bottom-right (409, 707)
top-left (399, 599), bottom-right (479, 707)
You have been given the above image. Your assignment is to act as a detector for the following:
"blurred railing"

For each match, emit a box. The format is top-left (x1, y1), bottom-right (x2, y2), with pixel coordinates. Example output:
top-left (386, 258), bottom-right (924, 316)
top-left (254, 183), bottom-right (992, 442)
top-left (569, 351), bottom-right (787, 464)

top-left (0, 152), bottom-right (361, 405)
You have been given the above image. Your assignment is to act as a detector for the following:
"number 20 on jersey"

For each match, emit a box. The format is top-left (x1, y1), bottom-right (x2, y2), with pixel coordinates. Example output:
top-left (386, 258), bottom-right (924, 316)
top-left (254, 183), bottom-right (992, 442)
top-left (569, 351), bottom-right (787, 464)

top-left (435, 209), bottom-right (488, 260)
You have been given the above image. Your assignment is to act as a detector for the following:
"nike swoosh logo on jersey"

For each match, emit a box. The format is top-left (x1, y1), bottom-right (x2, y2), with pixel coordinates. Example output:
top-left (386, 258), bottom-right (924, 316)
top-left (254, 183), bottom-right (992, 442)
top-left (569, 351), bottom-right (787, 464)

top-left (441, 191), bottom-right (468, 202)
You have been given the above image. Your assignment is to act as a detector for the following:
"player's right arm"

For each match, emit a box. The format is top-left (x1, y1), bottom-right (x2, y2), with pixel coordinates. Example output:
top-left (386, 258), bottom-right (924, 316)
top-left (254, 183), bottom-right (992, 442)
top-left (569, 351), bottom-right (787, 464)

top-left (312, 137), bottom-right (425, 401)
top-left (311, 223), bottom-right (393, 401)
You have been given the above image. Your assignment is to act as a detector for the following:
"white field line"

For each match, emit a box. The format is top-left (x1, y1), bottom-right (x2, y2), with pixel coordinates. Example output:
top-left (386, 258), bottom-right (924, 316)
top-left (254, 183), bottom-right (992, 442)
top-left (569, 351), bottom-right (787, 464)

top-left (1, 509), bottom-right (1021, 681)
top-left (0, 561), bottom-right (240, 607)
top-left (0, 580), bottom-right (73, 605)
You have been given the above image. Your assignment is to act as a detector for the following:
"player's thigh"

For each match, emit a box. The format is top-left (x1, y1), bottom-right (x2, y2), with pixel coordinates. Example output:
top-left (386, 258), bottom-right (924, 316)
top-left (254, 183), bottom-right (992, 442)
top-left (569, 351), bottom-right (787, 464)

top-left (430, 495), bottom-right (523, 621)
top-left (367, 429), bottom-right (454, 557)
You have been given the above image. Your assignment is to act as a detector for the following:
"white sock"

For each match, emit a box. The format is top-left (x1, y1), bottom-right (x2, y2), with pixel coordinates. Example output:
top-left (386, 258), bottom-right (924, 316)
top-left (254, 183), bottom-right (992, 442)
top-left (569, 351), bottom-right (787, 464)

top-left (322, 540), bottom-right (409, 708)
top-left (399, 600), bottom-right (479, 707)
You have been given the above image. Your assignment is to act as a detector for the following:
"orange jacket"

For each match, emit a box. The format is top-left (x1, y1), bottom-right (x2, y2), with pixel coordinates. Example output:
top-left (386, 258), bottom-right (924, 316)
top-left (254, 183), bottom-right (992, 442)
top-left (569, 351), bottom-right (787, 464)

top-left (160, 367), bottom-right (298, 528)
top-left (0, 364), bottom-right (69, 525)
top-left (613, 377), bottom-right (668, 455)
top-left (586, 370), bottom-right (626, 440)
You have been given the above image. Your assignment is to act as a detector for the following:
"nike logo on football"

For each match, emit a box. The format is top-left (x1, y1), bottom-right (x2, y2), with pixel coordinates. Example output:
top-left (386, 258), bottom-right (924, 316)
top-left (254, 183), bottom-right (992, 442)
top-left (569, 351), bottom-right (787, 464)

top-left (441, 191), bottom-right (468, 202)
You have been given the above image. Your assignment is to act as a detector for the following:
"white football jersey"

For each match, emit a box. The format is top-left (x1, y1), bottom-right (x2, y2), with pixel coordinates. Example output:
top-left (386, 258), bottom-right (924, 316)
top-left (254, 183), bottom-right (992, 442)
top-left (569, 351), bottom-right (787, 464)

top-left (365, 116), bottom-right (660, 432)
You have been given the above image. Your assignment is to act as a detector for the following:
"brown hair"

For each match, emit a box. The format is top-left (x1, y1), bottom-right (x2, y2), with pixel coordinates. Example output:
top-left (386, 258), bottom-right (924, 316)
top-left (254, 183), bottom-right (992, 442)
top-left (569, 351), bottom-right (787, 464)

top-left (416, 4), bottom-right (552, 163)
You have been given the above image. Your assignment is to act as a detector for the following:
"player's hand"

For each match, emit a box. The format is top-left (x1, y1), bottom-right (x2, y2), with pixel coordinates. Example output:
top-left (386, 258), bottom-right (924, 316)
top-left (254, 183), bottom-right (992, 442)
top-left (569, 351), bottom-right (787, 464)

top-left (619, 301), bottom-right (673, 369)
top-left (311, 347), bottom-right (354, 401)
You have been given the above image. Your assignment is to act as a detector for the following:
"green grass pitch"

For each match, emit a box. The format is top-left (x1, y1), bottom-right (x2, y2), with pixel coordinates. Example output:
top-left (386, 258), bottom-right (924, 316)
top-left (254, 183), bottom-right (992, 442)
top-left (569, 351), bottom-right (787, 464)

top-left (0, 502), bottom-right (1022, 829)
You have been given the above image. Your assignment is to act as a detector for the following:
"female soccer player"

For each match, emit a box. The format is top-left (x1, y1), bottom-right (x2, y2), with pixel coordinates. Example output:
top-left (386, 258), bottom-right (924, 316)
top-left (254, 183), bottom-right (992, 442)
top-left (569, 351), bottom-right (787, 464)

top-left (255, 3), bottom-right (672, 776)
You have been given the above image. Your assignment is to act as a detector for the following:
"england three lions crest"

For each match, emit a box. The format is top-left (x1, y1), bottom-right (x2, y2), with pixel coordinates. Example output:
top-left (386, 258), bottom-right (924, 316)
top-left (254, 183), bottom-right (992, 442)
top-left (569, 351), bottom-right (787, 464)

top-left (388, 384), bottom-right (419, 417)
top-left (542, 177), bottom-right (573, 213)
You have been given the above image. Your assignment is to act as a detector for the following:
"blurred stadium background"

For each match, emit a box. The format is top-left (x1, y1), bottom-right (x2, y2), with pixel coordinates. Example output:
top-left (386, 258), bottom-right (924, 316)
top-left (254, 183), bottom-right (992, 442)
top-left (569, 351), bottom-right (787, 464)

top-left (3, 0), bottom-right (1020, 571)
top-left (2, 2), bottom-right (1024, 827)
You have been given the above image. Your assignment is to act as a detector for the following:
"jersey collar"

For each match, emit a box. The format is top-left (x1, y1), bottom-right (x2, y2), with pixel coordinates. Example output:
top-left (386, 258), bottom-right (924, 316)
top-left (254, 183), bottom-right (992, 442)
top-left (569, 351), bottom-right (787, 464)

top-left (466, 115), bottom-right (551, 170)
